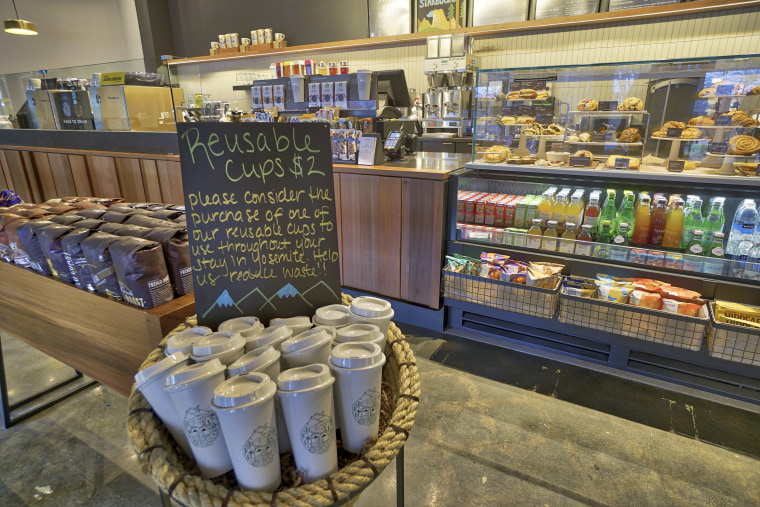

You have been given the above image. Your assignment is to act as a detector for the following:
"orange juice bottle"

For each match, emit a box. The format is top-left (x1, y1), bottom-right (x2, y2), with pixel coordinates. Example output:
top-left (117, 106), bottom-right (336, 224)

top-left (632, 196), bottom-right (652, 244)
top-left (537, 191), bottom-right (553, 229)
top-left (552, 193), bottom-right (568, 234)
top-left (566, 196), bottom-right (584, 232)
top-left (526, 218), bottom-right (543, 250)
top-left (662, 199), bottom-right (685, 248)
top-left (542, 220), bottom-right (559, 251)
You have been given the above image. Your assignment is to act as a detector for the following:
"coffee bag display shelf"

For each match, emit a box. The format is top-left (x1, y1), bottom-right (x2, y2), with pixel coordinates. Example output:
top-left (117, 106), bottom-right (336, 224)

top-left (0, 261), bottom-right (196, 411)
top-left (128, 295), bottom-right (420, 507)
top-left (163, 0), bottom-right (751, 66)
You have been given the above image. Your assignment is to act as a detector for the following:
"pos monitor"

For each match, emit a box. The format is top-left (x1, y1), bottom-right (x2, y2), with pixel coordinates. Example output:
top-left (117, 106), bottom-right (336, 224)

top-left (376, 70), bottom-right (411, 108)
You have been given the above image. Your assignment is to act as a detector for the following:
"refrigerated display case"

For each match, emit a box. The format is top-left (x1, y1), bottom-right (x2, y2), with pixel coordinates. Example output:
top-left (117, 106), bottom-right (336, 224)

top-left (445, 54), bottom-right (760, 405)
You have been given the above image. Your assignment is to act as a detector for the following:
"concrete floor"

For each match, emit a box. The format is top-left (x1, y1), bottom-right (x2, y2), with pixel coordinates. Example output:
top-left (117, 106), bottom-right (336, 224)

top-left (2, 332), bottom-right (760, 506)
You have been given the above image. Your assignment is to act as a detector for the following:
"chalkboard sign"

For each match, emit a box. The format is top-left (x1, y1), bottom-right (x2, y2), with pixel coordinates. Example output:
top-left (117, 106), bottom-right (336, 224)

top-left (667, 160), bottom-right (685, 173)
top-left (666, 127), bottom-right (683, 138)
top-left (177, 122), bottom-right (341, 329)
top-left (715, 115), bottom-right (732, 126)
top-left (599, 101), bottom-right (618, 111)
top-left (709, 142), bottom-right (729, 154)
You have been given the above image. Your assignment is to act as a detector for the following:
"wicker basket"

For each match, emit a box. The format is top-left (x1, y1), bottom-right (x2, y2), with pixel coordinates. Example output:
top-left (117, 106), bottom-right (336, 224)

top-left (442, 270), bottom-right (560, 319)
top-left (127, 294), bottom-right (420, 507)
top-left (706, 302), bottom-right (760, 366)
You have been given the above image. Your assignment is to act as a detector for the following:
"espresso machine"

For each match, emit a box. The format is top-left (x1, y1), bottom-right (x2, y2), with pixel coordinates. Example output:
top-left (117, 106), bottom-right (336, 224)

top-left (422, 35), bottom-right (477, 137)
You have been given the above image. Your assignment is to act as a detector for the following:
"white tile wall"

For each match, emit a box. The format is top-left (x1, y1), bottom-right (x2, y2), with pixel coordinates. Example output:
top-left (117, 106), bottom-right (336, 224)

top-left (177, 7), bottom-right (760, 110)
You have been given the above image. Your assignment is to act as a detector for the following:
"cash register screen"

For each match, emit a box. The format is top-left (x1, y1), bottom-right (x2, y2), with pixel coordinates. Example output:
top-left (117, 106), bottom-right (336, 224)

top-left (384, 131), bottom-right (402, 150)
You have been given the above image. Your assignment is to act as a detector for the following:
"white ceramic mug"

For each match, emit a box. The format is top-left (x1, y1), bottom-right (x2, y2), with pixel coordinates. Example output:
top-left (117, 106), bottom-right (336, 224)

top-left (277, 364), bottom-right (337, 481)
top-left (329, 342), bottom-right (386, 453)
top-left (212, 373), bottom-right (281, 491)
top-left (164, 359), bottom-right (233, 478)
top-left (275, 32), bottom-right (286, 41)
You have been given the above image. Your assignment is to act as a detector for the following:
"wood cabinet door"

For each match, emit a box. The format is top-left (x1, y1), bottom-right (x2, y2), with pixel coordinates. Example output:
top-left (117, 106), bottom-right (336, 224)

top-left (339, 173), bottom-right (402, 299)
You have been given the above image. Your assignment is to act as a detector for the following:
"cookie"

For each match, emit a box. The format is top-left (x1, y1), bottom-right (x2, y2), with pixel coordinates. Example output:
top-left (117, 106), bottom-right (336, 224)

top-left (616, 97), bottom-right (643, 111)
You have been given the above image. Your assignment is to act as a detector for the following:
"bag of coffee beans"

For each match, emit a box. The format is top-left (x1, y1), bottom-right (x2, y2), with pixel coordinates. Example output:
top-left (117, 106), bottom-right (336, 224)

top-left (17, 220), bottom-right (54, 274)
top-left (38, 224), bottom-right (76, 283)
top-left (101, 211), bottom-right (133, 223)
top-left (72, 218), bottom-right (105, 230)
top-left (81, 232), bottom-right (123, 299)
top-left (113, 224), bottom-right (149, 237)
top-left (61, 228), bottom-right (98, 290)
top-left (140, 226), bottom-right (193, 296)
top-left (0, 213), bottom-right (24, 263)
top-left (76, 208), bottom-right (107, 220)
top-left (5, 218), bottom-right (31, 267)
top-left (148, 209), bottom-right (184, 221)
top-left (49, 214), bottom-right (84, 226)
top-left (110, 236), bottom-right (174, 309)
top-left (125, 215), bottom-right (176, 228)
top-left (98, 222), bottom-right (129, 235)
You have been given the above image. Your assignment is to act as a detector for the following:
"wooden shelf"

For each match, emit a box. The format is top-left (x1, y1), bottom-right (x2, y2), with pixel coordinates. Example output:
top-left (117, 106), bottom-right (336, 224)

top-left (165, 0), bottom-right (757, 67)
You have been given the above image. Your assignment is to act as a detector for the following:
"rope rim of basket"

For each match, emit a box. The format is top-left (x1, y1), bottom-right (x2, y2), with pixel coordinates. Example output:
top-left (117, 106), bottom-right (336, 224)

top-left (127, 293), bottom-right (420, 506)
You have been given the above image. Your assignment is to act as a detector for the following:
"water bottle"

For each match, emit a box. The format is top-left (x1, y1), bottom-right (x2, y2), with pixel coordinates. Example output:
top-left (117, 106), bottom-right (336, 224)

top-left (746, 242), bottom-right (760, 281)
top-left (726, 199), bottom-right (757, 258)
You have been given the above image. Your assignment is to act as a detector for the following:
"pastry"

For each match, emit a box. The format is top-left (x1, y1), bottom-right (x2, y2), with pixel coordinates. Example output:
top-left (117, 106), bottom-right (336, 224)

top-left (679, 160), bottom-right (698, 171)
top-left (688, 116), bottom-right (715, 126)
top-left (697, 86), bottom-right (717, 98)
top-left (651, 130), bottom-right (666, 138)
top-left (724, 111), bottom-right (760, 127)
top-left (523, 127), bottom-right (539, 136)
top-left (519, 89), bottom-right (538, 99)
top-left (681, 127), bottom-right (703, 139)
top-left (617, 97), bottom-right (644, 111)
top-left (728, 135), bottom-right (760, 155)
top-left (739, 162), bottom-right (759, 172)
top-left (484, 145), bottom-right (510, 163)
top-left (531, 122), bottom-right (543, 131)
top-left (606, 155), bottom-right (640, 170)
top-left (662, 121), bottom-right (687, 130)
top-left (578, 132), bottom-right (592, 142)
top-left (545, 123), bottom-right (565, 135)
top-left (507, 155), bottom-right (536, 165)
top-left (507, 90), bottom-right (520, 100)
top-left (747, 85), bottom-right (760, 96)
top-left (567, 135), bottom-right (580, 142)
top-left (517, 116), bottom-right (533, 124)
top-left (500, 116), bottom-right (517, 125)
top-left (618, 127), bottom-right (641, 143)
top-left (572, 150), bottom-right (594, 164)
top-left (576, 98), bottom-right (598, 111)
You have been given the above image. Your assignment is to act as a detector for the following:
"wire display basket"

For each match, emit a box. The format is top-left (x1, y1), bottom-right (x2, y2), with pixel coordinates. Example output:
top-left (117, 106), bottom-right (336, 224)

top-left (442, 270), bottom-right (560, 319)
top-left (706, 302), bottom-right (760, 367)
top-left (558, 284), bottom-right (708, 352)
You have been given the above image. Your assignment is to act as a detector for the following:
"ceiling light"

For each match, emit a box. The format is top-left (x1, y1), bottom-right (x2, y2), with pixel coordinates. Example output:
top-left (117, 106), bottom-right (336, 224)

top-left (4, 0), bottom-right (37, 35)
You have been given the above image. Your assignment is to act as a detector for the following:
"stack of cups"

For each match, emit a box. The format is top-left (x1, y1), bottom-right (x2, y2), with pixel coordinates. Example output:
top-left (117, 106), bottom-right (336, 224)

top-left (165, 326), bottom-right (212, 356)
top-left (330, 342), bottom-right (386, 453)
top-left (313, 304), bottom-right (352, 329)
top-left (277, 364), bottom-right (337, 481)
top-left (280, 327), bottom-right (335, 369)
top-left (191, 331), bottom-right (245, 366)
top-left (164, 359), bottom-right (232, 478)
top-left (245, 325), bottom-right (292, 353)
top-left (212, 373), bottom-right (281, 491)
top-left (334, 324), bottom-right (385, 350)
top-left (219, 316), bottom-right (264, 340)
top-left (133, 352), bottom-right (193, 457)
top-left (270, 316), bottom-right (313, 335)
top-left (348, 296), bottom-right (394, 335)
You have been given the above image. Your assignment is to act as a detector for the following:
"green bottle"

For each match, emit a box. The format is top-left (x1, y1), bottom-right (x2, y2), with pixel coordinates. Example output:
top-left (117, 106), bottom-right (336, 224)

top-left (599, 189), bottom-right (617, 237)
top-left (701, 232), bottom-right (726, 275)
top-left (609, 222), bottom-right (630, 262)
top-left (593, 219), bottom-right (613, 259)
top-left (681, 198), bottom-right (704, 249)
top-left (616, 194), bottom-right (636, 241)
top-left (701, 202), bottom-right (723, 247)
top-left (683, 230), bottom-right (705, 272)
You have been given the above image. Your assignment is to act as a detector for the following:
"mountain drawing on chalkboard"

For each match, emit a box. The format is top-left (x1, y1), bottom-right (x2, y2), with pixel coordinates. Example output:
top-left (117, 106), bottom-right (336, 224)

top-left (202, 289), bottom-right (244, 318)
top-left (238, 287), bottom-right (277, 312)
top-left (302, 280), bottom-right (339, 301)
top-left (277, 283), bottom-right (300, 299)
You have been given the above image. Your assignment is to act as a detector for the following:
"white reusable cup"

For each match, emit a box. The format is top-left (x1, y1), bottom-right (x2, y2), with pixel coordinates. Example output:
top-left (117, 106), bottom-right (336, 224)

top-left (277, 364), bottom-right (338, 481)
top-left (212, 373), bottom-right (281, 491)
top-left (334, 324), bottom-right (385, 351)
top-left (313, 304), bottom-right (352, 328)
top-left (164, 359), bottom-right (232, 478)
top-left (134, 352), bottom-right (193, 457)
top-left (245, 325), bottom-right (292, 353)
top-left (290, 75), bottom-right (306, 103)
top-left (218, 316), bottom-right (264, 339)
top-left (269, 316), bottom-right (312, 335)
top-left (191, 331), bottom-right (245, 366)
top-left (165, 326), bottom-right (212, 356)
top-left (348, 296), bottom-right (394, 335)
top-left (329, 343), bottom-right (386, 453)
top-left (280, 327), bottom-right (335, 369)
top-left (356, 70), bottom-right (372, 101)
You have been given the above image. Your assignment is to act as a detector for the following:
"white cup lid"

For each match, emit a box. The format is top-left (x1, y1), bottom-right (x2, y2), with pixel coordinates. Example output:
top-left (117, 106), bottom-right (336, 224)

top-left (350, 297), bottom-right (392, 318)
top-left (248, 325), bottom-right (293, 349)
top-left (277, 363), bottom-right (334, 392)
top-left (165, 326), bottom-right (212, 355)
top-left (212, 372), bottom-right (276, 408)
top-left (165, 358), bottom-right (225, 390)
top-left (314, 304), bottom-right (351, 327)
top-left (192, 331), bottom-right (245, 356)
top-left (336, 324), bottom-right (382, 343)
top-left (331, 342), bottom-right (385, 369)
top-left (218, 317), bottom-right (264, 337)
top-left (270, 316), bottom-right (312, 331)
top-left (134, 352), bottom-right (189, 387)
top-left (280, 327), bottom-right (333, 354)
top-left (227, 346), bottom-right (280, 377)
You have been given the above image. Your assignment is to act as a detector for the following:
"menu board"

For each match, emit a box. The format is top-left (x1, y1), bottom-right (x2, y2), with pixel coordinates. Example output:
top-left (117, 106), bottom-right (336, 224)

top-left (535, 0), bottom-right (599, 19)
top-left (417, 0), bottom-right (466, 32)
top-left (178, 122), bottom-right (341, 329)
top-left (472, 0), bottom-right (529, 26)
top-left (369, 0), bottom-right (411, 37)
top-left (608, 0), bottom-right (680, 12)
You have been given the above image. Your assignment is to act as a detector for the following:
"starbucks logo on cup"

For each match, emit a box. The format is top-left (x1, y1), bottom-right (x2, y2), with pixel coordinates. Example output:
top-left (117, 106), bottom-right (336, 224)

top-left (243, 424), bottom-right (277, 466)
top-left (184, 405), bottom-right (221, 448)
top-left (300, 412), bottom-right (334, 454)
top-left (352, 388), bottom-right (380, 426)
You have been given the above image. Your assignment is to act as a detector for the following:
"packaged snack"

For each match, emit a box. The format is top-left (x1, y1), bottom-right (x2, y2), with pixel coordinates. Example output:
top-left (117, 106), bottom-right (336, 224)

top-left (480, 252), bottom-right (509, 265)
top-left (720, 316), bottom-right (760, 329)
top-left (664, 252), bottom-right (684, 270)
top-left (713, 301), bottom-right (760, 327)
top-left (659, 285), bottom-right (702, 302)
top-left (629, 290), bottom-right (662, 310)
top-left (662, 298), bottom-right (703, 316)
top-left (563, 285), bottom-right (596, 298)
top-left (598, 284), bottom-right (632, 303)
top-left (646, 250), bottom-right (665, 267)
top-left (632, 278), bottom-right (670, 292)
top-left (500, 260), bottom-right (528, 284)
top-left (629, 248), bottom-right (648, 264)
top-left (564, 277), bottom-right (597, 290)
top-left (479, 263), bottom-right (501, 279)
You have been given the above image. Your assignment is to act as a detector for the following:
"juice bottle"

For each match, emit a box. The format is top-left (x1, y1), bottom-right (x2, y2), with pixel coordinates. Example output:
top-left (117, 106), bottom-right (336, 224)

top-left (649, 198), bottom-right (668, 246)
top-left (537, 191), bottom-right (553, 229)
top-left (593, 220), bottom-right (613, 259)
top-left (542, 220), bottom-right (559, 251)
top-left (558, 222), bottom-right (577, 254)
top-left (566, 196), bottom-right (583, 233)
top-left (632, 196), bottom-right (651, 244)
top-left (583, 196), bottom-right (601, 238)
top-left (526, 218), bottom-right (543, 250)
top-left (552, 193), bottom-right (568, 234)
top-left (662, 199), bottom-right (685, 248)
top-left (575, 225), bottom-right (594, 256)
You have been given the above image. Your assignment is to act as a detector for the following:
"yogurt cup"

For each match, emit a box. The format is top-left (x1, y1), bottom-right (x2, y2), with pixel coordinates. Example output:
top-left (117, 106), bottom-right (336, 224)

top-left (269, 316), bottom-right (313, 335)
top-left (165, 326), bottom-right (212, 356)
top-left (334, 323), bottom-right (385, 351)
top-left (245, 325), bottom-right (292, 352)
top-left (348, 297), bottom-right (394, 335)
top-left (218, 316), bottom-right (264, 339)
top-left (312, 304), bottom-right (352, 328)
top-left (191, 331), bottom-right (245, 366)
top-left (280, 326), bottom-right (335, 369)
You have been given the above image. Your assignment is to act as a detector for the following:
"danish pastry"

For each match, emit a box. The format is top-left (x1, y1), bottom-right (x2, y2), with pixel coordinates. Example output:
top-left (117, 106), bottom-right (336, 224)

top-left (728, 135), bottom-right (760, 156)
top-left (618, 127), bottom-right (641, 143)
top-left (606, 155), bottom-right (640, 170)
top-left (680, 127), bottom-right (703, 139)
top-left (616, 97), bottom-right (644, 111)
top-left (688, 116), bottom-right (714, 126)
